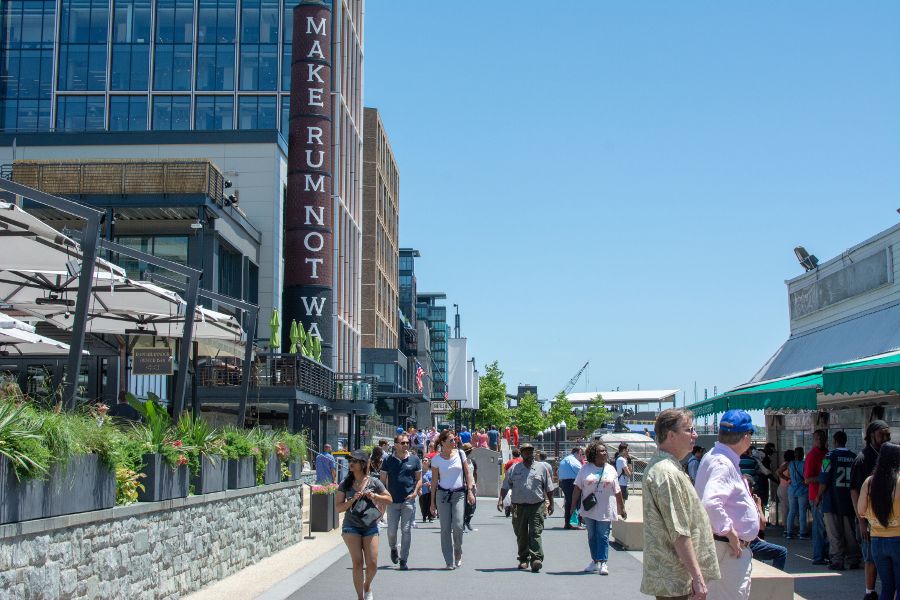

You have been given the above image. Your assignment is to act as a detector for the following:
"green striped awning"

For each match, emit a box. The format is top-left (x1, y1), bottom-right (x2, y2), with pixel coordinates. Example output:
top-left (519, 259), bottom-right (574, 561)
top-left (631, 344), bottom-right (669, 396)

top-left (823, 350), bottom-right (900, 396)
top-left (687, 371), bottom-right (821, 417)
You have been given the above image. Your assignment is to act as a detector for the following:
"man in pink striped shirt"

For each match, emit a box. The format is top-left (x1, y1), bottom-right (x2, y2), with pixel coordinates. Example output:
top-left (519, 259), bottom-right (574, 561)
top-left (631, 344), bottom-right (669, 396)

top-left (694, 409), bottom-right (760, 600)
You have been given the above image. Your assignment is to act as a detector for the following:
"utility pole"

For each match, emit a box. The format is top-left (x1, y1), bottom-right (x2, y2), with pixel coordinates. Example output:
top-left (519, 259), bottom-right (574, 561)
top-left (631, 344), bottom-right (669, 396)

top-left (453, 303), bottom-right (460, 338)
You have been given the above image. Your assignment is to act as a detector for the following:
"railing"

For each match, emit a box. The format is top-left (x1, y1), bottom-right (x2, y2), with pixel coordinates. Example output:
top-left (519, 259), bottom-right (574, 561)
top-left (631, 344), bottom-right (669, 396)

top-left (197, 352), bottom-right (377, 403)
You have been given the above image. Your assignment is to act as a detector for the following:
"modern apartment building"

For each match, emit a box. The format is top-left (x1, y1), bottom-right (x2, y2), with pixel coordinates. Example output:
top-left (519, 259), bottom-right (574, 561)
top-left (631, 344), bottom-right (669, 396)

top-left (360, 107), bottom-right (398, 350)
top-left (0, 0), bottom-right (364, 373)
top-left (417, 292), bottom-right (449, 401)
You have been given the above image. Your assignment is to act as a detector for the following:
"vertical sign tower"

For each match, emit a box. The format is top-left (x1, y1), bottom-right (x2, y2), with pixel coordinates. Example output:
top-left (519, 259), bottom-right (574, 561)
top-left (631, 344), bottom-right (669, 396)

top-left (285, 0), bottom-right (333, 364)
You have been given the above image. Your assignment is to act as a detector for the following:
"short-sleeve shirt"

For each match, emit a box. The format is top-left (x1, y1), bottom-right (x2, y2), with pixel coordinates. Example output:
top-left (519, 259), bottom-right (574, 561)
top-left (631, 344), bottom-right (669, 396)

top-left (459, 431), bottom-right (472, 444)
top-left (315, 453), bottom-right (336, 484)
top-left (431, 451), bottom-right (466, 490)
top-left (641, 452), bottom-right (720, 598)
top-left (615, 456), bottom-right (630, 486)
top-left (805, 446), bottom-right (826, 502)
top-left (381, 453), bottom-right (421, 503)
top-left (338, 476), bottom-right (387, 529)
top-left (574, 463), bottom-right (620, 521)
top-left (850, 445), bottom-right (878, 494)
top-left (820, 447), bottom-right (856, 516)
top-left (558, 454), bottom-right (582, 480)
top-left (501, 460), bottom-right (555, 504)
top-left (487, 429), bottom-right (500, 448)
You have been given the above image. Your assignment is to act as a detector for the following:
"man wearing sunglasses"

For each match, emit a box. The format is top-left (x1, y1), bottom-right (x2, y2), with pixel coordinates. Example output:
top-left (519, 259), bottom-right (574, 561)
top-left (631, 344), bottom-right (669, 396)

top-left (380, 433), bottom-right (423, 570)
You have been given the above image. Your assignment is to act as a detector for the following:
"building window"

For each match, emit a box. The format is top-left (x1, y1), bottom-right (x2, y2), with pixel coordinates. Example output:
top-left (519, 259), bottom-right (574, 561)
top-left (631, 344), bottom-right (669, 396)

top-left (239, 44), bottom-right (277, 91)
top-left (196, 0), bottom-right (235, 91)
top-left (58, 0), bottom-right (108, 91)
top-left (280, 94), bottom-right (289, 136)
top-left (238, 95), bottom-right (276, 129)
top-left (110, 0), bottom-right (151, 90)
top-left (218, 243), bottom-right (242, 299)
top-left (115, 235), bottom-right (189, 279)
top-left (151, 95), bottom-right (190, 129)
top-left (0, 0), bottom-right (55, 132)
top-left (55, 95), bottom-right (105, 131)
top-left (195, 95), bottom-right (233, 130)
top-left (109, 95), bottom-right (147, 130)
top-left (153, 0), bottom-right (192, 91)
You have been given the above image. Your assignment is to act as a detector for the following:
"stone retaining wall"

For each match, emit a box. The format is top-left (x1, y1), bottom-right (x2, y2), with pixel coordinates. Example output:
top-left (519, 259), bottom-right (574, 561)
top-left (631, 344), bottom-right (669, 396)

top-left (0, 473), bottom-right (315, 600)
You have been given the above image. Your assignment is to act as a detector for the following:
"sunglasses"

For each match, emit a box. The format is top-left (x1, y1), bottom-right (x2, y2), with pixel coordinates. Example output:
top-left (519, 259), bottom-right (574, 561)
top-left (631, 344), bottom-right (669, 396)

top-left (350, 459), bottom-right (367, 464)
top-left (398, 441), bottom-right (409, 445)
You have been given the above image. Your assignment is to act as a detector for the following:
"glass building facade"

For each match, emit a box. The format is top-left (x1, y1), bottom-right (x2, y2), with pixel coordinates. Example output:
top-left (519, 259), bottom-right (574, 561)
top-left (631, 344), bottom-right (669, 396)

top-left (0, 0), bottom-right (309, 134)
top-left (417, 294), bottom-right (449, 401)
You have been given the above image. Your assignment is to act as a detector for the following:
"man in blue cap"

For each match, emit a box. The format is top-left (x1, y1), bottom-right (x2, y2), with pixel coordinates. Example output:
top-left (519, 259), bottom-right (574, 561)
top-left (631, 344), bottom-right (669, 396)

top-left (694, 409), bottom-right (760, 600)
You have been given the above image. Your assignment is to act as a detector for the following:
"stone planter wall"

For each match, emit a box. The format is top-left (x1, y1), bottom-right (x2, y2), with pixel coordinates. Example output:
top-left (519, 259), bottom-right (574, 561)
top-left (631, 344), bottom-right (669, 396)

top-left (0, 472), bottom-right (315, 600)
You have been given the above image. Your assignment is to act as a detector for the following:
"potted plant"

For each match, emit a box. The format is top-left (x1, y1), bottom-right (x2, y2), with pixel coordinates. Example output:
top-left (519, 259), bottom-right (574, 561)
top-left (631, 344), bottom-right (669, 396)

top-left (0, 400), bottom-right (50, 524)
top-left (309, 483), bottom-right (338, 532)
top-left (128, 396), bottom-right (189, 502)
top-left (248, 428), bottom-right (279, 485)
top-left (274, 431), bottom-right (307, 481)
top-left (222, 426), bottom-right (255, 489)
top-left (177, 413), bottom-right (226, 495)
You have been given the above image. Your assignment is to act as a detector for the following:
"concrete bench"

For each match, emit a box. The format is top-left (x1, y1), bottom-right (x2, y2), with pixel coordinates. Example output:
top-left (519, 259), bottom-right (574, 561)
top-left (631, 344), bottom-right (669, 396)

top-left (611, 495), bottom-right (644, 550)
top-left (749, 559), bottom-right (794, 600)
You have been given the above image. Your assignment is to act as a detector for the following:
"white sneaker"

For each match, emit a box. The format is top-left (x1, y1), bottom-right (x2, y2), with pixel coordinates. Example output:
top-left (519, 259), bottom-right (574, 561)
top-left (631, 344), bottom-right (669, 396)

top-left (584, 561), bottom-right (600, 573)
top-left (364, 591), bottom-right (374, 600)
top-left (599, 561), bottom-right (609, 575)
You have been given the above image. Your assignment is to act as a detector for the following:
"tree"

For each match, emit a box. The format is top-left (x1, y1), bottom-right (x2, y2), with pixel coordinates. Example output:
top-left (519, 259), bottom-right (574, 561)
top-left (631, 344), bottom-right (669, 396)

top-left (476, 361), bottom-right (511, 430)
top-left (583, 393), bottom-right (612, 432)
top-left (547, 390), bottom-right (578, 430)
top-left (514, 392), bottom-right (547, 437)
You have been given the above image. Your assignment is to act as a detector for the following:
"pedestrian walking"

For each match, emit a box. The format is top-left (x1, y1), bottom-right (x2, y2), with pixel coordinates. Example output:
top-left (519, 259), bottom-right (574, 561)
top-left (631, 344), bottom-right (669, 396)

top-left (315, 443), bottom-right (337, 484)
top-left (497, 442), bottom-right (556, 573)
top-left (336, 450), bottom-right (393, 600)
top-left (851, 420), bottom-right (892, 600)
top-left (615, 442), bottom-right (633, 501)
top-left (429, 429), bottom-right (476, 569)
top-left (805, 429), bottom-right (831, 565)
top-left (819, 430), bottom-right (862, 570)
top-left (488, 425), bottom-right (500, 451)
top-left (695, 409), bottom-right (760, 600)
top-left (641, 408), bottom-right (719, 600)
top-left (380, 432), bottom-right (422, 571)
top-left (558, 446), bottom-right (585, 530)
top-left (857, 442), bottom-right (900, 600)
top-left (774, 449), bottom-right (793, 528)
top-left (571, 441), bottom-right (626, 575)
top-left (419, 457), bottom-right (434, 523)
top-left (462, 443), bottom-right (479, 532)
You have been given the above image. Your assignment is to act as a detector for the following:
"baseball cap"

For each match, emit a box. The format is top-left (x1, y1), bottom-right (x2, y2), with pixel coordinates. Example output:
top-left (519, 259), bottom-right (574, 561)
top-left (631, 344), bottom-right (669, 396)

top-left (396, 426), bottom-right (405, 434)
top-left (719, 409), bottom-right (755, 434)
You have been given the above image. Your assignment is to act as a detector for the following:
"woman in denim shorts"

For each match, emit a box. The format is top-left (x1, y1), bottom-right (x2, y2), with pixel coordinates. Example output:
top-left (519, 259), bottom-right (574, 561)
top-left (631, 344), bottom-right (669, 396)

top-left (337, 450), bottom-right (392, 600)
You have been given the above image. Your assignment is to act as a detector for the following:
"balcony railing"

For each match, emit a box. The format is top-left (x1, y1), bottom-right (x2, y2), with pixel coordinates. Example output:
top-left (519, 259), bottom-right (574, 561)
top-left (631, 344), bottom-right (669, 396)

top-left (198, 352), bottom-right (375, 403)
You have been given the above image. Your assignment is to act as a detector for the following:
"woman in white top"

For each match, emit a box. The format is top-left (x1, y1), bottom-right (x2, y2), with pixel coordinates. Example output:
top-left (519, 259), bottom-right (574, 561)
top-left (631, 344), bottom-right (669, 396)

top-left (430, 429), bottom-right (475, 569)
top-left (570, 441), bottom-right (626, 575)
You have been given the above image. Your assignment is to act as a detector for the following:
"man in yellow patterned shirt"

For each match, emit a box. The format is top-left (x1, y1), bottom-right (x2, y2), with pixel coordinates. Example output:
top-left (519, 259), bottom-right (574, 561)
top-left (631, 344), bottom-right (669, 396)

top-left (641, 408), bottom-right (720, 600)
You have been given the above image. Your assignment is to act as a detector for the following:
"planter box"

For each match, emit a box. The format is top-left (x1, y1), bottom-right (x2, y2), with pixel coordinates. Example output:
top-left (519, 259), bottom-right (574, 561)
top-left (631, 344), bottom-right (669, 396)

top-left (227, 457), bottom-right (255, 489)
top-left (0, 456), bottom-right (47, 524)
top-left (47, 454), bottom-right (115, 517)
top-left (191, 454), bottom-right (227, 495)
top-left (310, 492), bottom-right (335, 532)
top-left (263, 456), bottom-right (280, 485)
top-left (137, 453), bottom-right (189, 502)
top-left (287, 459), bottom-right (303, 481)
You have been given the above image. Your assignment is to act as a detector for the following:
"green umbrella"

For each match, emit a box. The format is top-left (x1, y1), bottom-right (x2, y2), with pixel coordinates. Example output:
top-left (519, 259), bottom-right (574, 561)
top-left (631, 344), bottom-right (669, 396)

top-left (297, 321), bottom-right (307, 356)
top-left (289, 320), bottom-right (300, 354)
top-left (269, 309), bottom-right (280, 350)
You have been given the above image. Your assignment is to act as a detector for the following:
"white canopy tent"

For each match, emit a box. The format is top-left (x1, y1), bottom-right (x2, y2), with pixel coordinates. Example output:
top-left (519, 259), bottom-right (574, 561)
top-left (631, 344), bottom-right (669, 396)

top-left (0, 312), bottom-right (84, 356)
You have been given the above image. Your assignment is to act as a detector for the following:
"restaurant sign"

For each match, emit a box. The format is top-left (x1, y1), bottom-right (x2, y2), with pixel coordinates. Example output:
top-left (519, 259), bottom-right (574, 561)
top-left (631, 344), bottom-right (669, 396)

top-left (132, 348), bottom-right (173, 375)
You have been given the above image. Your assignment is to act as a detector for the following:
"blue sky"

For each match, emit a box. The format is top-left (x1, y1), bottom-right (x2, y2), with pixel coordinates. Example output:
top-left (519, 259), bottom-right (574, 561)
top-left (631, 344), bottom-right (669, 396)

top-left (363, 1), bottom-right (900, 406)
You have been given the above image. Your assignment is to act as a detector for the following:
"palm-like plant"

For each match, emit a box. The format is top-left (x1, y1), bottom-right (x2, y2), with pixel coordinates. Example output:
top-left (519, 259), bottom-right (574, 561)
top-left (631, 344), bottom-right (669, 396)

top-left (0, 401), bottom-right (50, 480)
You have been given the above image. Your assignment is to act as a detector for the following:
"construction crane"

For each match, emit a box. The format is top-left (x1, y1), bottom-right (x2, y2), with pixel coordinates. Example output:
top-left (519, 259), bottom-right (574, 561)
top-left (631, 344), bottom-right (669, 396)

top-left (561, 361), bottom-right (590, 395)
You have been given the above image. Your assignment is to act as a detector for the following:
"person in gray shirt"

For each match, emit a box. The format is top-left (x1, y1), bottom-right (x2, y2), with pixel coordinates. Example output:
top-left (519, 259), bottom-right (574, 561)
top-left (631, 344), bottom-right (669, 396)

top-left (497, 443), bottom-right (556, 572)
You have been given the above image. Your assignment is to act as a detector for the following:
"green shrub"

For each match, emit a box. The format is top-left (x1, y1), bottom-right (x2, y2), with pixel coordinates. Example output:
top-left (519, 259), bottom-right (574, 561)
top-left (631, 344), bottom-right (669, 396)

top-left (0, 400), bottom-right (51, 480)
top-left (221, 426), bottom-right (254, 460)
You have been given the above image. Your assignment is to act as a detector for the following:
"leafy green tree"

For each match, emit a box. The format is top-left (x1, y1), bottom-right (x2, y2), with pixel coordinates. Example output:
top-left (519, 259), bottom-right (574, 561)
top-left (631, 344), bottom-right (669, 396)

top-left (476, 361), bottom-right (511, 430)
top-left (514, 392), bottom-right (547, 437)
top-left (547, 390), bottom-right (578, 430)
top-left (583, 393), bottom-right (612, 432)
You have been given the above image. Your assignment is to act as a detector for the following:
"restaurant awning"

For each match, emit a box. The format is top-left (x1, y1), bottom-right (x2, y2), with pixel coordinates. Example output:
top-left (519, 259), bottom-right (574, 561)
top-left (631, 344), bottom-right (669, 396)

top-left (823, 350), bottom-right (900, 396)
top-left (688, 371), bottom-right (822, 417)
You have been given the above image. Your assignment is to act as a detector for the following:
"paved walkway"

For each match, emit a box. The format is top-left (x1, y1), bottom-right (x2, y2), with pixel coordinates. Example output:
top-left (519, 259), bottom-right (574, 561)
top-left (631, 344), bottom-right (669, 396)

top-left (283, 500), bottom-right (645, 600)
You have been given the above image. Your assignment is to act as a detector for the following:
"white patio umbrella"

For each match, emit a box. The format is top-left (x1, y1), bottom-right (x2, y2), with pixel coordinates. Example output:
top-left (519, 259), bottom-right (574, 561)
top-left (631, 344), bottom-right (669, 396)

top-left (0, 202), bottom-right (86, 272)
top-left (0, 312), bottom-right (85, 356)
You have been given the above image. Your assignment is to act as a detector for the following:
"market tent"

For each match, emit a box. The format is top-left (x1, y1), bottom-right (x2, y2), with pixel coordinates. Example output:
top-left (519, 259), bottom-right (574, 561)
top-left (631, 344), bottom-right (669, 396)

top-left (823, 350), bottom-right (900, 396)
top-left (0, 312), bottom-right (84, 355)
top-left (688, 371), bottom-right (822, 417)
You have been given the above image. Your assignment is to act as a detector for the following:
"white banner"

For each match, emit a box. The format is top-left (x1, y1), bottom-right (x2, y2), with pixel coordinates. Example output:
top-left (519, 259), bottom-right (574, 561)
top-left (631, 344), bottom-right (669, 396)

top-left (472, 367), bottom-right (480, 410)
top-left (462, 358), bottom-right (476, 409)
top-left (447, 337), bottom-right (468, 402)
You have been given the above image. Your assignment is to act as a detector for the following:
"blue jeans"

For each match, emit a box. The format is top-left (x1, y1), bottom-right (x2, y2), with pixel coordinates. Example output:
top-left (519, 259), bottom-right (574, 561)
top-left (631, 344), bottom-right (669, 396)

top-left (583, 517), bottom-right (612, 562)
top-left (812, 503), bottom-right (829, 562)
top-left (786, 494), bottom-right (809, 536)
top-left (872, 536), bottom-right (900, 600)
top-left (750, 538), bottom-right (788, 570)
